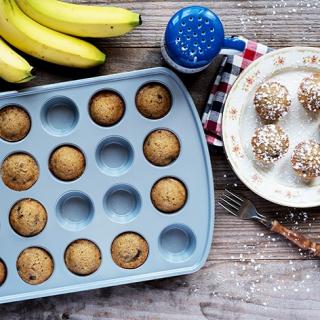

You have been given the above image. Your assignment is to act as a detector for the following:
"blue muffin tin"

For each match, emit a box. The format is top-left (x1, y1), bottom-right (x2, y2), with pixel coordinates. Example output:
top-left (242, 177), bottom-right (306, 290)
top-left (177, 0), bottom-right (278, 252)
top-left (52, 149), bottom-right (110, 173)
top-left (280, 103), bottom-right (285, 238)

top-left (0, 67), bottom-right (214, 304)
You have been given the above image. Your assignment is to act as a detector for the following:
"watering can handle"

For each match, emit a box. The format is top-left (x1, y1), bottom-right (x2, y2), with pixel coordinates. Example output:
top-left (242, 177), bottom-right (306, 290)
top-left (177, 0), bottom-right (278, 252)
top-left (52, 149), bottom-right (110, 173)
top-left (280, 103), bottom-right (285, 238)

top-left (220, 37), bottom-right (246, 55)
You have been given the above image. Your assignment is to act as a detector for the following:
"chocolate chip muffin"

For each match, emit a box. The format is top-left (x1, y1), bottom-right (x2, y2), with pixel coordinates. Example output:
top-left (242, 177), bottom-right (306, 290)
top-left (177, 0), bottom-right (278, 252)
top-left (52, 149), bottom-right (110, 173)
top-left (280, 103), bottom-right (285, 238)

top-left (0, 105), bottom-right (31, 142)
top-left (0, 259), bottom-right (7, 286)
top-left (251, 124), bottom-right (289, 164)
top-left (151, 177), bottom-right (187, 213)
top-left (10, 199), bottom-right (47, 237)
top-left (136, 83), bottom-right (172, 119)
top-left (89, 90), bottom-right (125, 126)
top-left (291, 140), bottom-right (320, 179)
top-left (111, 232), bottom-right (149, 269)
top-left (254, 81), bottom-right (291, 121)
top-left (298, 73), bottom-right (320, 112)
top-left (143, 129), bottom-right (180, 166)
top-left (1, 153), bottom-right (39, 191)
top-left (64, 239), bottom-right (101, 276)
top-left (49, 145), bottom-right (85, 181)
top-left (17, 247), bottom-right (54, 285)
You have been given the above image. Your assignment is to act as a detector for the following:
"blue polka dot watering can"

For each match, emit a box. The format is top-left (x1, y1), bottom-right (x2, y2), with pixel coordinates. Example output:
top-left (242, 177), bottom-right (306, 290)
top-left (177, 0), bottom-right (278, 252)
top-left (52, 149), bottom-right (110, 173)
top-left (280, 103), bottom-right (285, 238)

top-left (161, 6), bottom-right (245, 73)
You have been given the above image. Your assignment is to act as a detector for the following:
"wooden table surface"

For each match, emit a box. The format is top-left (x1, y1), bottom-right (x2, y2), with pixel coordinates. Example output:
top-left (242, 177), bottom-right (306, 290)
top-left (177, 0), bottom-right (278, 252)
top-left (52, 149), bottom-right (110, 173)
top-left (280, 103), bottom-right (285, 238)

top-left (1, 1), bottom-right (320, 319)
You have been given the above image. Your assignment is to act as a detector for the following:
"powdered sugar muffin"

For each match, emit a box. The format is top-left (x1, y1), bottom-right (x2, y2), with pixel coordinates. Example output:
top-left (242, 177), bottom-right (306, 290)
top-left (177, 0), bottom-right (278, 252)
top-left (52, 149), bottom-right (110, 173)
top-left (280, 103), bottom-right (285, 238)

top-left (251, 124), bottom-right (289, 164)
top-left (254, 82), bottom-right (291, 121)
top-left (298, 73), bottom-right (320, 112)
top-left (291, 140), bottom-right (320, 179)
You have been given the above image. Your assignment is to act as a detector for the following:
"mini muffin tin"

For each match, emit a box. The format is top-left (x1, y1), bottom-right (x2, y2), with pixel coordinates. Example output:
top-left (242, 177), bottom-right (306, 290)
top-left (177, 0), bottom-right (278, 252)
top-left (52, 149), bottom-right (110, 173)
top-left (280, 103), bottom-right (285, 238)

top-left (0, 67), bottom-right (214, 303)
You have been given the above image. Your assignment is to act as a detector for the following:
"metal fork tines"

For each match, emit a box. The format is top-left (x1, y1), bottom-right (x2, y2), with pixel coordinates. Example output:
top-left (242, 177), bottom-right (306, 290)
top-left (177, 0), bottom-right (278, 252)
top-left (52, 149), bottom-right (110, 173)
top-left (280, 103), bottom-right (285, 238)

top-left (218, 189), bottom-right (272, 228)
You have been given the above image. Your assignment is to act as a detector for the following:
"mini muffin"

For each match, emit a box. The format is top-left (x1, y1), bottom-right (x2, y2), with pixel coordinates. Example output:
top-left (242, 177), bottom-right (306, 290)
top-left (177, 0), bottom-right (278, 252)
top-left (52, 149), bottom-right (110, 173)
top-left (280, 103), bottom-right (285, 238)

top-left (17, 247), bottom-right (54, 285)
top-left (0, 105), bottom-right (31, 142)
top-left (1, 153), bottom-right (39, 191)
top-left (298, 73), bottom-right (320, 112)
top-left (251, 124), bottom-right (289, 164)
top-left (111, 232), bottom-right (149, 269)
top-left (291, 140), bottom-right (320, 179)
top-left (10, 199), bottom-right (47, 237)
top-left (89, 90), bottom-right (125, 126)
top-left (49, 145), bottom-right (85, 181)
top-left (0, 259), bottom-right (7, 286)
top-left (136, 83), bottom-right (172, 119)
top-left (143, 129), bottom-right (180, 166)
top-left (64, 239), bottom-right (101, 276)
top-left (254, 81), bottom-right (291, 121)
top-left (151, 177), bottom-right (187, 213)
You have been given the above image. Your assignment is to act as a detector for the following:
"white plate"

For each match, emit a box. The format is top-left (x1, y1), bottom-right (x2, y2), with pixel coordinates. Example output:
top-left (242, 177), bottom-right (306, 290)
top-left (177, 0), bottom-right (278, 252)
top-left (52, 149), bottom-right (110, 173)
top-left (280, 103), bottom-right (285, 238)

top-left (223, 47), bottom-right (320, 208)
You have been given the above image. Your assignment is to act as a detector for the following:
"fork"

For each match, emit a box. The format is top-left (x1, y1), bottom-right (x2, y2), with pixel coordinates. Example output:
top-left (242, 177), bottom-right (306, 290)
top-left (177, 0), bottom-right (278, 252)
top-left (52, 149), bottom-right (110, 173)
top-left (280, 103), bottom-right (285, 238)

top-left (219, 189), bottom-right (320, 257)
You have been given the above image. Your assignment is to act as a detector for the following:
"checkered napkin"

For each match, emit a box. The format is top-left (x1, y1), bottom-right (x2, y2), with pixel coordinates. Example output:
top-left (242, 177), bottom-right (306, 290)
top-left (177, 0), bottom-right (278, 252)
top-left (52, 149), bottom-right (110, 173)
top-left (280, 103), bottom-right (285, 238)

top-left (202, 39), bottom-right (272, 147)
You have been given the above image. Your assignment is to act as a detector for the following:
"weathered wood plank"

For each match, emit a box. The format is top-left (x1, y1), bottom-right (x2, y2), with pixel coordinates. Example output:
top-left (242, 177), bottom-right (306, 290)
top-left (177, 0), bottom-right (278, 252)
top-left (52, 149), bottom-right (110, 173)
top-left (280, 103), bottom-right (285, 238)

top-left (66, 1), bottom-right (320, 49)
top-left (1, 259), bottom-right (319, 319)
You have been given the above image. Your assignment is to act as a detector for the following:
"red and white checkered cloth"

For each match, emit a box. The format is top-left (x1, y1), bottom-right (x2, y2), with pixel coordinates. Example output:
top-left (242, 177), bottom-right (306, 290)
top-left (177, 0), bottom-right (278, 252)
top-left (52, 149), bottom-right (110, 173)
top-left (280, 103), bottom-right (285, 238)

top-left (202, 39), bottom-right (272, 147)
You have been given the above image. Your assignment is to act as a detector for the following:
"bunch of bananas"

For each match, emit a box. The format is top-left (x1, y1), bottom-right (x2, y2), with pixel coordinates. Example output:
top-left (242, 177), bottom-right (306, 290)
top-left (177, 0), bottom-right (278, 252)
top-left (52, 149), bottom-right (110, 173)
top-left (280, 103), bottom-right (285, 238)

top-left (0, 0), bottom-right (141, 83)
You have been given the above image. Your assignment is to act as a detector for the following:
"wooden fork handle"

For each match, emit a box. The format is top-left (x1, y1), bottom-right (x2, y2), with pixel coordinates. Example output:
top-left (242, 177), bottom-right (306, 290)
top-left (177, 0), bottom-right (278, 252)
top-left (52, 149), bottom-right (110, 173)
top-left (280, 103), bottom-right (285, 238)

top-left (271, 220), bottom-right (320, 257)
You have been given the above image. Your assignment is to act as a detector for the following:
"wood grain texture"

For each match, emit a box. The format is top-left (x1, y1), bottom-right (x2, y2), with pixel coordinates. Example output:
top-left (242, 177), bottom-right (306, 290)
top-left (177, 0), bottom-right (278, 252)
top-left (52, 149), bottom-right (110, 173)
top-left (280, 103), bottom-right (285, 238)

top-left (0, 0), bottom-right (320, 319)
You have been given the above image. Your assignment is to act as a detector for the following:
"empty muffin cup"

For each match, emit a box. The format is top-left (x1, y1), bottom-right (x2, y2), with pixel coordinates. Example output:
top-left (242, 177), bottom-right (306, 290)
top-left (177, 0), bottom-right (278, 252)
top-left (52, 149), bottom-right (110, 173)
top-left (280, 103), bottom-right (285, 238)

top-left (96, 136), bottom-right (133, 176)
top-left (159, 224), bottom-right (196, 263)
top-left (57, 191), bottom-right (94, 231)
top-left (104, 185), bottom-right (141, 223)
top-left (41, 97), bottom-right (79, 136)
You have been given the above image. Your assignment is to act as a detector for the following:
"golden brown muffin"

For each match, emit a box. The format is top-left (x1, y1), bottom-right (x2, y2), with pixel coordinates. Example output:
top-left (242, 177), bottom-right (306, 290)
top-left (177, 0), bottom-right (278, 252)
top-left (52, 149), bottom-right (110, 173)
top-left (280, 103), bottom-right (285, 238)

top-left (89, 90), bottom-right (125, 126)
top-left (0, 105), bottom-right (31, 142)
top-left (251, 124), bottom-right (289, 164)
top-left (254, 81), bottom-right (291, 121)
top-left (0, 259), bottom-right (7, 286)
top-left (1, 153), bottom-right (39, 191)
top-left (10, 199), bottom-right (47, 237)
top-left (136, 83), bottom-right (172, 119)
top-left (49, 145), bottom-right (85, 181)
top-left (291, 140), bottom-right (320, 179)
top-left (298, 73), bottom-right (320, 112)
top-left (151, 177), bottom-right (187, 213)
top-left (17, 247), bottom-right (54, 285)
top-left (64, 239), bottom-right (101, 276)
top-left (111, 232), bottom-right (149, 269)
top-left (143, 129), bottom-right (180, 166)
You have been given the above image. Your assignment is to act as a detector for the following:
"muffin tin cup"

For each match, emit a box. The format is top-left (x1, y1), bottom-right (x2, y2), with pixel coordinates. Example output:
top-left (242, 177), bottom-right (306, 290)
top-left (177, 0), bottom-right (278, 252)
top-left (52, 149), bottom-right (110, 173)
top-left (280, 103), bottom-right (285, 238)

top-left (0, 67), bottom-right (214, 304)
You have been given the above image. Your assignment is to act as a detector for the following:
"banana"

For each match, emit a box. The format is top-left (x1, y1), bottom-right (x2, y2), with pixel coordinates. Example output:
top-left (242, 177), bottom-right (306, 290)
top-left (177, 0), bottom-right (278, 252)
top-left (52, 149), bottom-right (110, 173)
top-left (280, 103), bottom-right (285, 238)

top-left (16, 0), bottom-right (141, 38)
top-left (0, 0), bottom-right (106, 69)
top-left (0, 37), bottom-right (33, 83)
